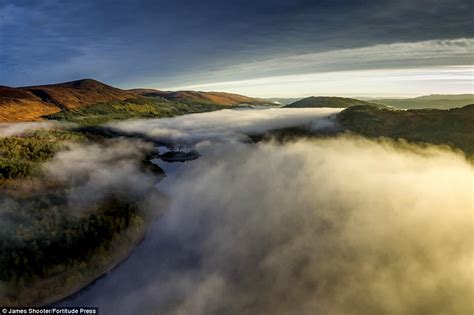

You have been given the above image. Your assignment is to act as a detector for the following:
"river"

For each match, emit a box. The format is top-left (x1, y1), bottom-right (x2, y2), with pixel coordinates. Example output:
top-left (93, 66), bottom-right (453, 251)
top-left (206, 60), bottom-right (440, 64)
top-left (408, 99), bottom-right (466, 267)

top-left (56, 107), bottom-right (344, 314)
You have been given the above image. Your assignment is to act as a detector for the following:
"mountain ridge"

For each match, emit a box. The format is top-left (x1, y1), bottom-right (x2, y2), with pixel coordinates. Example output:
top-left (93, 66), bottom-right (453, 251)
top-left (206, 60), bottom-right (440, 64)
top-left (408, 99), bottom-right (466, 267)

top-left (130, 88), bottom-right (272, 106)
top-left (0, 79), bottom-right (272, 122)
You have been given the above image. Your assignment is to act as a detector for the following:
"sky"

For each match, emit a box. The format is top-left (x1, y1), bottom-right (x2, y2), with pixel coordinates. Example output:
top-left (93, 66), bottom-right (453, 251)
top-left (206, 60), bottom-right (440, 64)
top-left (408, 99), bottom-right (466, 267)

top-left (0, 0), bottom-right (473, 97)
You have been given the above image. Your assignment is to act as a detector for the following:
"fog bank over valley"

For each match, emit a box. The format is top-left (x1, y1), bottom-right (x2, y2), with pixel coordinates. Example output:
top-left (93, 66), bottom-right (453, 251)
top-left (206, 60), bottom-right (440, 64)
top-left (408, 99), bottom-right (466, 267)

top-left (0, 122), bottom-right (59, 137)
top-left (2, 0), bottom-right (473, 312)
top-left (57, 108), bottom-right (473, 315)
top-left (108, 108), bottom-right (342, 144)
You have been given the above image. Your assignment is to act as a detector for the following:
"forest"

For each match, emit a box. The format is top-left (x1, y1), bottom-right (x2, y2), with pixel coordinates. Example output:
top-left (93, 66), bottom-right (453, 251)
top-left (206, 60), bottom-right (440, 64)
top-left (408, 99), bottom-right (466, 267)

top-left (0, 127), bottom-right (162, 306)
top-left (45, 97), bottom-right (227, 125)
top-left (0, 194), bottom-right (145, 304)
top-left (0, 130), bottom-right (87, 179)
top-left (337, 104), bottom-right (474, 155)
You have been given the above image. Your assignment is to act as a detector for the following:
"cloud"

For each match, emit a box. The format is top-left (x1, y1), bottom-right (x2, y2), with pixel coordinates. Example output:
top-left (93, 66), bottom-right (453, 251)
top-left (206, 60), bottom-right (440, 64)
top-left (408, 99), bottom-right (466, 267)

top-left (42, 138), bottom-right (160, 209)
top-left (145, 137), bottom-right (474, 314)
top-left (170, 65), bottom-right (474, 98)
top-left (167, 38), bottom-right (474, 90)
top-left (1, 0), bottom-right (473, 87)
top-left (0, 137), bottom-right (163, 238)
top-left (2, 108), bottom-right (469, 313)
top-left (58, 135), bottom-right (473, 315)
top-left (108, 108), bottom-right (343, 144)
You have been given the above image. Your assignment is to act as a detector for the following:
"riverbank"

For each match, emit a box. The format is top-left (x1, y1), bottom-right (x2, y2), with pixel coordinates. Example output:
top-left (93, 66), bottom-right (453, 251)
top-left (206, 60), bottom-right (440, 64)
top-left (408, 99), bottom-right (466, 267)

top-left (0, 213), bottom-right (148, 307)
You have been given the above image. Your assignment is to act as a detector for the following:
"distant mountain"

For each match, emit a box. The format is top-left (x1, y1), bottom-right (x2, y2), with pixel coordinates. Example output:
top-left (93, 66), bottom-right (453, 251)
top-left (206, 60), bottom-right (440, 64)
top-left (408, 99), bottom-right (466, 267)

top-left (374, 94), bottom-right (474, 109)
top-left (285, 96), bottom-right (384, 108)
top-left (128, 88), bottom-right (163, 95)
top-left (1, 79), bottom-right (136, 122)
top-left (130, 89), bottom-right (273, 106)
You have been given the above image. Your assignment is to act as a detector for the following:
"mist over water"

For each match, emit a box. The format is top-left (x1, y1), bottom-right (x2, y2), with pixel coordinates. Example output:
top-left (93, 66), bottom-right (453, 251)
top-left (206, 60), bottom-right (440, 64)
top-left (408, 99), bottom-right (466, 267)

top-left (108, 108), bottom-right (342, 144)
top-left (53, 109), bottom-right (472, 314)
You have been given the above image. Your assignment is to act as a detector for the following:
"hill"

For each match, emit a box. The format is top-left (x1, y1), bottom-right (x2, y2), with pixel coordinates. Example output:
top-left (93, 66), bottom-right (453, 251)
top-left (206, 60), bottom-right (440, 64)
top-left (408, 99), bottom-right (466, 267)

top-left (131, 89), bottom-right (272, 106)
top-left (46, 97), bottom-right (225, 125)
top-left (20, 79), bottom-right (136, 109)
top-left (374, 94), bottom-right (474, 109)
top-left (0, 79), bottom-right (275, 122)
top-left (0, 86), bottom-right (60, 122)
top-left (0, 79), bottom-right (137, 122)
top-left (285, 96), bottom-right (383, 108)
top-left (337, 104), bottom-right (474, 154)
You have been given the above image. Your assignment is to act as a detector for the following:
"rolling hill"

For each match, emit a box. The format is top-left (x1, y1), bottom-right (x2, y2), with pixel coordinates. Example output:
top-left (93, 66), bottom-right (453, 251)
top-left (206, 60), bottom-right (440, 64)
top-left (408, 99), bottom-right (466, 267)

top-left (20, 79), bottom-right (137, 109)
top-left (374, 94), bottom-right (474, 109)
top-left (130, 89), bottom-right (272, 106)
top-left (1, 79), bottom-right (271, 122)
top-left (285, 96), bottom-right (384, 108)
top-left (0, 79), bottom-right (136, 122)
top-left (0, 86), bottom-right (61, 122)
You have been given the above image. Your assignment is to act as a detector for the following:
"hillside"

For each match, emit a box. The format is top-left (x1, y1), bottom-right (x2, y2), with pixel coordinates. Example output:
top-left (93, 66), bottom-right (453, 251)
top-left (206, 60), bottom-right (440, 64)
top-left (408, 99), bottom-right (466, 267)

top-left (0, 79), bottom-right (275, 122)
top-left (131, 89), bottom-right (272, 106)
top-left (0, 86), bottom-right (60, 122)
top-left (46, 98), bottom-right (225, 125)
top-left (374, 94), bottom-right (474, 109)
top-left (285, 96), bottom-right (383, 108)
top-left (0, 79), bottom-right (137, 122)
top-left (21, 79), bottom-right (136, 109)
top-left (337, 104), bottom-right (474, 154)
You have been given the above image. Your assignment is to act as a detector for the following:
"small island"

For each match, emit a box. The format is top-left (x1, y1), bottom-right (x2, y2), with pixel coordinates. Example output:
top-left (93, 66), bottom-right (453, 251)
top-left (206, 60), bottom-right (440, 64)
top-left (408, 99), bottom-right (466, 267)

top-left (159, 149), bottom-right (201, 162)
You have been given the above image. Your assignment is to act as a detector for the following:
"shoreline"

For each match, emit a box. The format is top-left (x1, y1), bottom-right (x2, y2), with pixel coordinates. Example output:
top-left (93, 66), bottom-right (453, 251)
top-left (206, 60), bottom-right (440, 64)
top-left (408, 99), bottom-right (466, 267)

top-left (0, 216), bottom-right (148, 307)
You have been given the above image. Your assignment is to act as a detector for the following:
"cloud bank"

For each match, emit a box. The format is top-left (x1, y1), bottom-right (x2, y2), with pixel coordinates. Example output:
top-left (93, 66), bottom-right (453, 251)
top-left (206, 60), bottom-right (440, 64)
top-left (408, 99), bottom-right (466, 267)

top-left (0, 138), bottom-right (162, 234)
top-left (108, 108), bottom-right (342, 144)
top-left (154, 137), bottom-right (473, 315)
top-left (0, 121), bottom-right (57, 137)
top-left (59, 136), bottom-right (473, 315)
top-left (42, 139), bottom-right (160, 208)
top-left (2, 0), bottom-right (473, 89)
top-left (169, 38), bottom-right (474, 91)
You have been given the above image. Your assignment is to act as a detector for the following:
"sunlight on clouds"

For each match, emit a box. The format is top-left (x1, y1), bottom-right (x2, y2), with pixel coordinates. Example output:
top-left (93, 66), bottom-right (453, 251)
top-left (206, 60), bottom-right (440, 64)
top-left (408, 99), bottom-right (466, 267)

top-left (169, 66), bottom-right (473, 98)
top-left (164, 38), bottom-right (474, 97)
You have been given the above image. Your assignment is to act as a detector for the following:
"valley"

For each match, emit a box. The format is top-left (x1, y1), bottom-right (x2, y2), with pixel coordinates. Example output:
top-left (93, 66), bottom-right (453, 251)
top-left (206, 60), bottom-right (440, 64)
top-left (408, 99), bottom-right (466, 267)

top-left (0, 79), bottom-right (472, 311)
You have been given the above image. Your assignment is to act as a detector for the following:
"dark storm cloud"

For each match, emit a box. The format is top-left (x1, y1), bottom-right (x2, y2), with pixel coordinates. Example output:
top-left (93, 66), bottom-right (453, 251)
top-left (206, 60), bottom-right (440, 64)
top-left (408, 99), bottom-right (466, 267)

top-left (0, 0), bottom-right (472, 87)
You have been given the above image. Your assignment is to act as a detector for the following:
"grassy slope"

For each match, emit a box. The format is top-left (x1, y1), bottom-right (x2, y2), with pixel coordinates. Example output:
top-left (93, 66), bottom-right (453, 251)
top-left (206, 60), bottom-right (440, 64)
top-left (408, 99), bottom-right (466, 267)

top-left (20, 79), bottom-right (137, 110)
top-left (337, 105), bottom-right (474, 155)
top-left (1, 78), bottom-right (275, 123)
top-left (285, 96), bottom-right (384, 108)
top-left (0, 87), bottom-right (60, 122)
top-left (130, 89), bottom-right (273, 106)
top-left (0, 79), bottom-right (138, 122)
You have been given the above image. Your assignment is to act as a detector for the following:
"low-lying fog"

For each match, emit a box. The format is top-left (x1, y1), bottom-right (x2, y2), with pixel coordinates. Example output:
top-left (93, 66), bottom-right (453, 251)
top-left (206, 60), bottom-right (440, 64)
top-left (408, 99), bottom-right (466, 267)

top-left (44, 108), bottom-right (473, 314)
top-left (107, 107), bottom-right (342, 143)
top-left (0, 121), bottom-right (58, 137)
